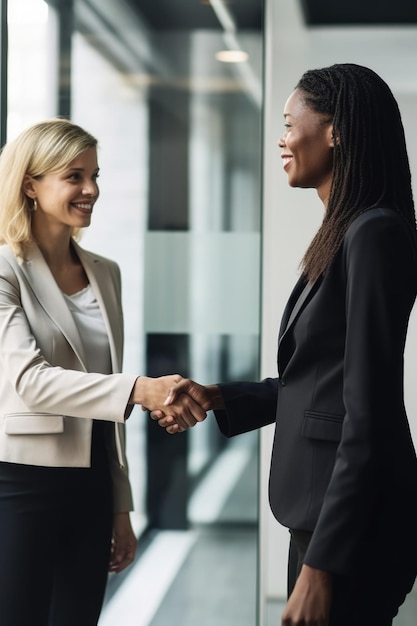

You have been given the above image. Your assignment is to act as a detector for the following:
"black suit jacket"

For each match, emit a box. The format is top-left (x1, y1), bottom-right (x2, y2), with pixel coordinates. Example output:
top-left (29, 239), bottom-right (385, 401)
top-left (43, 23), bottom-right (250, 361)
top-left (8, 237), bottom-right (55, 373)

top-left (215, 208), bottom-right (417, 576)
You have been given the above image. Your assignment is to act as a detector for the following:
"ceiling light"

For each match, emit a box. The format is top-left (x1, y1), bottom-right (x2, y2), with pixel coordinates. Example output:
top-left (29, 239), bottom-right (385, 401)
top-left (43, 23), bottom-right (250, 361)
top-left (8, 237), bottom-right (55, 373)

top-left (215, 50), bottom-right (249, 63)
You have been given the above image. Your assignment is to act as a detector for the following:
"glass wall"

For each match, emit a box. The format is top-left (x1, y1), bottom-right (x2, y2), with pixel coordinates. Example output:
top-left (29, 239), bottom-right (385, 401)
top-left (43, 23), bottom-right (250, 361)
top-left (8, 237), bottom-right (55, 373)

top-left (69, 0), bottom-right (263, 539)
top-left (5, 0), bottom-right (264, 621)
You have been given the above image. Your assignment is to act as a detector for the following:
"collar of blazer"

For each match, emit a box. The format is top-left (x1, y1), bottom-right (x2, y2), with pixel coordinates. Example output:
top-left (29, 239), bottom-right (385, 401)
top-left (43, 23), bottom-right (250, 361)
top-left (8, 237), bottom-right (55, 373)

top-left (279, 274), bottom-right (322, 346)
top-left (5, 242), bottom-right (123, 374)
top-left (277, 274), bottom-right (321, 377)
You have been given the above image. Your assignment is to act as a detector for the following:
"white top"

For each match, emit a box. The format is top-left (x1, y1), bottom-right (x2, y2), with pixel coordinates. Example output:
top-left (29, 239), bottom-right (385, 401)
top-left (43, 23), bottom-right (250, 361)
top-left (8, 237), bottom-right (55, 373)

top-left (62, 285), bottom-right (112, 374)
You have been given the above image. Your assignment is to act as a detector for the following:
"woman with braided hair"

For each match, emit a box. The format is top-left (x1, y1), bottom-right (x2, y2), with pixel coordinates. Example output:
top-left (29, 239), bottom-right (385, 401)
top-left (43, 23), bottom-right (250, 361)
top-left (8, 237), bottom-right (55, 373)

top-left (153, 64), bottom-right (417, 625)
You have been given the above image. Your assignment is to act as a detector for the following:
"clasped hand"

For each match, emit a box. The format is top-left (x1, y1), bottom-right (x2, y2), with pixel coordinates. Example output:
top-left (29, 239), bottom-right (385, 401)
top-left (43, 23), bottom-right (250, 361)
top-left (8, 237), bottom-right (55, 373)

top-left (142, 378), bottom-right (220, 434)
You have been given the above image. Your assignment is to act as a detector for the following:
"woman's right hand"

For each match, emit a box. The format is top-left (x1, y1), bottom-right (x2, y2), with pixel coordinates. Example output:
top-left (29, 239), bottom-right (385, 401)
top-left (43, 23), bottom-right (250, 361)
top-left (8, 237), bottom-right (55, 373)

top-left (131, 375), bottom-right (207, 430)
top-left (149, 380), bottom-right (224, 434)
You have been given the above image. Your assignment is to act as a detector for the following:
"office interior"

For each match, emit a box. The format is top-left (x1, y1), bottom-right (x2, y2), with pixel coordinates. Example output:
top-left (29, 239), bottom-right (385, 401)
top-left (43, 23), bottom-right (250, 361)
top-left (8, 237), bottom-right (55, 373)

top-left (1, 0), bottom-right (417, 623)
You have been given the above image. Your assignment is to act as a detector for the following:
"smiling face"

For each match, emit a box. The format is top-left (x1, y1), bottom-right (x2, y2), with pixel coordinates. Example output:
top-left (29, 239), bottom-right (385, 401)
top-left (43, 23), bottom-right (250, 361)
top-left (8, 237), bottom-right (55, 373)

top-left (279, 88), bottom-right (335, 205)
top-left (25, 147), bottom-right (99, 235)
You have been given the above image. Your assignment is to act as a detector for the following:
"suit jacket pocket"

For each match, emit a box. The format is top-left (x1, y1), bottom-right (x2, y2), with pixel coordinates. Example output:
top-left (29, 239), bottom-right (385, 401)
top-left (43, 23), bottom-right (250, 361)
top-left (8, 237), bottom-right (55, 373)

top-left (4, 413), bottom-right (64, 435)
top-left (302, 410), bottom-right (344, 442)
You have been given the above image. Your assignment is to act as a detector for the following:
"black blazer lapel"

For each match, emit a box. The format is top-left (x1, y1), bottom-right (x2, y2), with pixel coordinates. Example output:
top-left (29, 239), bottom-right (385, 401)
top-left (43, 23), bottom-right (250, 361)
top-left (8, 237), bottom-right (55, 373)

top-left (278, 275), bottom-right (308, 339)
top-left (278, 275), bottom-right (322, 375)
top-left (280, 277), bottom-right (320, 342)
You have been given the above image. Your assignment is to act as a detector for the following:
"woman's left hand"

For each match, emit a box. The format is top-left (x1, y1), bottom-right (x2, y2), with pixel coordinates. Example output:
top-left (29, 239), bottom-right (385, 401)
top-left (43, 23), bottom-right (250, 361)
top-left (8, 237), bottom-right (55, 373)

top-left (109, 512), bottom-right (137, 573)
top-left (281, 564), bottom-right (332, 626)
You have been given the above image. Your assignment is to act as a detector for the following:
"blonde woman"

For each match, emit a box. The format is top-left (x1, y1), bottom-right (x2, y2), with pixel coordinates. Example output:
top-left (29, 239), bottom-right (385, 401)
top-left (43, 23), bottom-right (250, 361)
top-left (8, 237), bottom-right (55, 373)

top-left (0, 119), bottom-right (204, 626)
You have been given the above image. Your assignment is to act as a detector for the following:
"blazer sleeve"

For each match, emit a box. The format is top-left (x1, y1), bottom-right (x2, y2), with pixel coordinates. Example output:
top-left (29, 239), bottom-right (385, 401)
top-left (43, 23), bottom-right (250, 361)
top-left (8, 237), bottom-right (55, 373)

top-left (304, 210), bottom-right (417, 575)
top-left (0, 256), bottom-right (137, 421)
top-left (214, 377), bottom-right (279, 437)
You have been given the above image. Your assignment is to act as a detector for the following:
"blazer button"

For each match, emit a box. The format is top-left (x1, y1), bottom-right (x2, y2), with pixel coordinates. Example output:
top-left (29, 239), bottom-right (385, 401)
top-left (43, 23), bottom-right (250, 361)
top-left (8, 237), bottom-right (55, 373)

top-left (280, 378), bottom-right (286, 386)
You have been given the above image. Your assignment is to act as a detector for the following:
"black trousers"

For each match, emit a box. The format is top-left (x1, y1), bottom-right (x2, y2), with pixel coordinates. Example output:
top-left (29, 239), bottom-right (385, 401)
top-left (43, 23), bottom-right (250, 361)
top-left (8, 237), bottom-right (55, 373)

top-left (288, 529), bottom-right (416, 626)
top-left (0, 422), bottom-right (113, 626)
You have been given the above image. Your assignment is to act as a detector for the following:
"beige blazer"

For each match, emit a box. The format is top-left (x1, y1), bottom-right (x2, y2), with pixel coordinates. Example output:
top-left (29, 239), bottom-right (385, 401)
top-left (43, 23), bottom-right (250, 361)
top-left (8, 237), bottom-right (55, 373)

top-left (0, 241), bottom-right (137, 512)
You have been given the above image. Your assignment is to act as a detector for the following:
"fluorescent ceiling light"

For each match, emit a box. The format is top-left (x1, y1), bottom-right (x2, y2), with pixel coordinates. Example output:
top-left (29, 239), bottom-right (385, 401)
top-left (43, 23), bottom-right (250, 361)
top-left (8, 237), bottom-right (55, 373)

top-left (215, 50), bottom-right (249, 63)
top-left (208, 0), bottom-right (262, 107)
top-left (209, 0), bottom-right (248, 63)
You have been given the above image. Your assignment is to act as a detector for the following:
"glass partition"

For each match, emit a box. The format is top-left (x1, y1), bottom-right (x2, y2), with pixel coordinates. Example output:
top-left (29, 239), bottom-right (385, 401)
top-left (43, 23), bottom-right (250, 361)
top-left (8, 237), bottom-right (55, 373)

top-left (5, 0), bottom-right (264, 622)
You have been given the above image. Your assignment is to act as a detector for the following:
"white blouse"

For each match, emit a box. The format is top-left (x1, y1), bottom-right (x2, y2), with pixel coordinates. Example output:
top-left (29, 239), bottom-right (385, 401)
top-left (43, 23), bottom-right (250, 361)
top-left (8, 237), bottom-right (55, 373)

top-left (62, 285), bottom-right (112, 375)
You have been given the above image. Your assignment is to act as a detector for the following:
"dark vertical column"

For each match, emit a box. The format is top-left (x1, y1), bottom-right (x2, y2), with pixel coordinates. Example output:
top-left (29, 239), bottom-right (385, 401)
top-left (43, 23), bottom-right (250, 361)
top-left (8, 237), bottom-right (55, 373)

top-left (148, 87), bottom-right (190, 230)
top-left (0, 0), bottom-right (8, 146)
top-left (146, 334), bottom-right (190, 529)
top-left (146, 84), bottom-right (191, 530)
top-left (54, 0), bottom-right (74, 118)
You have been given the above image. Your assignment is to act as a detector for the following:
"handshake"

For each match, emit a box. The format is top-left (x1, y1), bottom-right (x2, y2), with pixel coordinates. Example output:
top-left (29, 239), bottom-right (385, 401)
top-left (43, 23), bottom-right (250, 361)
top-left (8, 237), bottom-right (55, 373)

top-left (130, 375), bottom-right (224, 434)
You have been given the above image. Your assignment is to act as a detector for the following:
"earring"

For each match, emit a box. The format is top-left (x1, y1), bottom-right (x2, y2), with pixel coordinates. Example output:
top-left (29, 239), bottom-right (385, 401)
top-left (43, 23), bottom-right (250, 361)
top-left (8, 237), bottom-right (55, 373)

top-left (32, 199), bottom-right (37, 211)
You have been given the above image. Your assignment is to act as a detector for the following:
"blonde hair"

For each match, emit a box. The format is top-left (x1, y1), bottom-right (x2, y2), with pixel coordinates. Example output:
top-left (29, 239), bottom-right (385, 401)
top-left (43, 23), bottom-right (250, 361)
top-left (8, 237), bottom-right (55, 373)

top-left (0, 118), bottom-right (98, 257)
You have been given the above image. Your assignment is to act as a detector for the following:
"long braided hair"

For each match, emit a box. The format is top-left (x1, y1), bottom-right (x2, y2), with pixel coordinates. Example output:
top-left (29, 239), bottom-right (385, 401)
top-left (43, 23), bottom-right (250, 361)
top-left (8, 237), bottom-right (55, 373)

top-left (298, 63), bottom-right (416, 281)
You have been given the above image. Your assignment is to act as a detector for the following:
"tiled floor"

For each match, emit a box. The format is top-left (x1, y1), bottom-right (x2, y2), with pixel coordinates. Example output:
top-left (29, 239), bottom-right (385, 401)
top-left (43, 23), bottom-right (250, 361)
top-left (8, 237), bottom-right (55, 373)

top-left (149, 525), bottom-right (257, 626)
top-left (100, 437), bottom-right (258, 626)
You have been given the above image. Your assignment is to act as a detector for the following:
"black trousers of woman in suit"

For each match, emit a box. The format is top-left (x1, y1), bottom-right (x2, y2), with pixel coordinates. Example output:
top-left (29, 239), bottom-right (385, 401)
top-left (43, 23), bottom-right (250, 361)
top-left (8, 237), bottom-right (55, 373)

top-left (0, 422), bottom-right (113, 626)
top-left (288, 529), bottom-right (415, 626)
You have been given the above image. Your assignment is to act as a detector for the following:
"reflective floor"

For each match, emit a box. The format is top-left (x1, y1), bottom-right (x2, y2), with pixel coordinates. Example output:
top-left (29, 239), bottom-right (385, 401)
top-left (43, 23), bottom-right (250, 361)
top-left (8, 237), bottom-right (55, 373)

top-left (99, 435), bottom-right (258, 626)
top-left (149, 525), bottom-right (257, 626)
